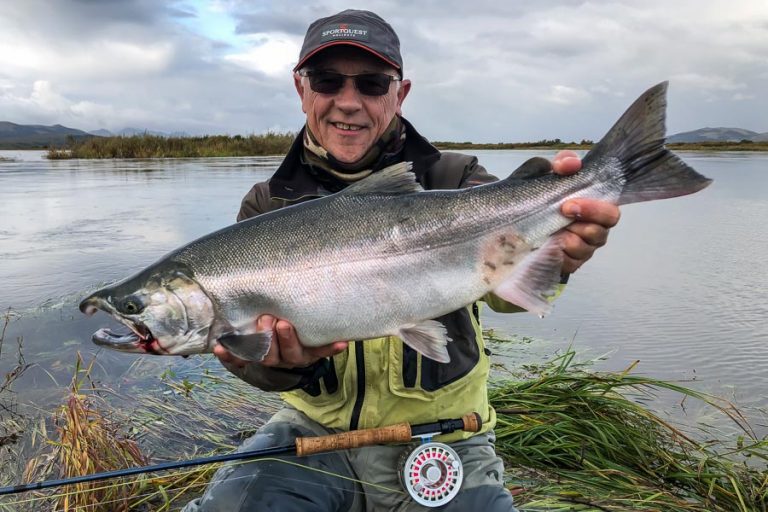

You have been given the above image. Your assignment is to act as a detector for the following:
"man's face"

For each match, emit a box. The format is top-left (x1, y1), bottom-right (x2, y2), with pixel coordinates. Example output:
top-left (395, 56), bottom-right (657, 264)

top-left (294, 46), bottom-right (411, 164)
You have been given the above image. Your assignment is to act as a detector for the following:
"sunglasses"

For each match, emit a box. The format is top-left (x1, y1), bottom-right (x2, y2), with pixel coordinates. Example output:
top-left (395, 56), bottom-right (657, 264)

top-left (299, 70), bottom-right (402, 96)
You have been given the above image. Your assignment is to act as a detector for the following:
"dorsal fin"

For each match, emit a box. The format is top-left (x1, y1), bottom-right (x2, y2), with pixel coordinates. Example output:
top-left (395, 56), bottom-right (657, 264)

top-left (507, 157), bottom-right (554, 180)
top-left (341, 161), bottom-right (422, 195)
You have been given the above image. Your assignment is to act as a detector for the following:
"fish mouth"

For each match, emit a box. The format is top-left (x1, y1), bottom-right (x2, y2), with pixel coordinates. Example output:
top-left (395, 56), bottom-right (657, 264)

top-left (92, 323), bottom-right (163, 354)
top-left (80, 295), bottom-right (163, 354)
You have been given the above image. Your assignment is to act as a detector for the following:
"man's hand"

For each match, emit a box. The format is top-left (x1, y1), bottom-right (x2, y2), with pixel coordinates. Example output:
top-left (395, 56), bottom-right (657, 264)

top-left (551, 150), bottom-right (621, 273)
top-left (214, 315), bottom-right (348, 369)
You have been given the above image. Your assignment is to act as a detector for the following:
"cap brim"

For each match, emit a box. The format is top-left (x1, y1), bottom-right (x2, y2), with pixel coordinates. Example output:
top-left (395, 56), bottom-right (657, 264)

top-left (293, 41), bottom-right (401, 72)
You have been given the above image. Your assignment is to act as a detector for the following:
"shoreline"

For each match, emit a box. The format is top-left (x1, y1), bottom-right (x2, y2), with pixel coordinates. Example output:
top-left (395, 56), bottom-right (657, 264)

top-left (3, 135), bottom-right (768, 158)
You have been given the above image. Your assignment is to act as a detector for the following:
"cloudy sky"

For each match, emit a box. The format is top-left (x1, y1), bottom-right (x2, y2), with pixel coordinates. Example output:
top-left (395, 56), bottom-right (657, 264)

top-left (1, 0), bottom-right (766, 142)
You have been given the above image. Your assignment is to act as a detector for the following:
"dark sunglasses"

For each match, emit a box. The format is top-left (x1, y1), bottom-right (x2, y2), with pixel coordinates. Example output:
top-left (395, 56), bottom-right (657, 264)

top-left (299, 70), bottom-right (402, 96)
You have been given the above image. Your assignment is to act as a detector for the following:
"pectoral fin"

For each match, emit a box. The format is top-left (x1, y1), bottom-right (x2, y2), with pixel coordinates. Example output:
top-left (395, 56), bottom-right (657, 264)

top-left (492, 235), bottom-right (564, 317)
top-left (218, 330), bottom-right (273, 362)
top-left (398, 320), bottom-right (450, 363)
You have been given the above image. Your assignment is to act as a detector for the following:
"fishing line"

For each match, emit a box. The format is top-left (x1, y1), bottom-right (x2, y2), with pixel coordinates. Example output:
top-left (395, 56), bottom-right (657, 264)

top-left (0, 456), bottom-right (408, 510)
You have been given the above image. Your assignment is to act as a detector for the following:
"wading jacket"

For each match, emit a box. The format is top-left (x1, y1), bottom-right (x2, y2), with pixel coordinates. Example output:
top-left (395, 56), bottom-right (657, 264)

top-left (228, 117), bottom-right (524, 442)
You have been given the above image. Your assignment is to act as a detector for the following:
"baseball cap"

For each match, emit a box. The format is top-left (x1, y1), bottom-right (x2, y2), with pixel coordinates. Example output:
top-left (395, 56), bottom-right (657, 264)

top-left (294, 10), bottom-right (403, 74)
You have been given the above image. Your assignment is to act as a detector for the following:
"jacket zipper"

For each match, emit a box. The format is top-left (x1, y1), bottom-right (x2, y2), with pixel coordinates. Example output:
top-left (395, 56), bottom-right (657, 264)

top-left (349, 341), bottom-right (365, 431)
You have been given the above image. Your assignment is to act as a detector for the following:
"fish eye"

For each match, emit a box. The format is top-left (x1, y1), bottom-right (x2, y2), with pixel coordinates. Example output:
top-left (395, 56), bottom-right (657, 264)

top-left (122, 297), bottom-right (145, 315)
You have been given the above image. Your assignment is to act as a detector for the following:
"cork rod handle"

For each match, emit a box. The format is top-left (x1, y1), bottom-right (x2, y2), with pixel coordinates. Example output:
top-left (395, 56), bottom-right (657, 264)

top-left (296, 423), bottom-right (412, 457)
top-left (460, 412), bottom-right (482, 432)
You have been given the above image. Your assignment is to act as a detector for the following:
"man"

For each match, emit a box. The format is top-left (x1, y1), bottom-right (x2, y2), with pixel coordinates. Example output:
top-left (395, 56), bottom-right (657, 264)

top-left (184, 9), bottom-right (619, 512)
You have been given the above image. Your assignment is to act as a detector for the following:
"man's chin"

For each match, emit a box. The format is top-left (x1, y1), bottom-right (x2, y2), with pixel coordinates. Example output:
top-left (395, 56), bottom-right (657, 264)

top-left (326, 144), bottom-right (370, 165)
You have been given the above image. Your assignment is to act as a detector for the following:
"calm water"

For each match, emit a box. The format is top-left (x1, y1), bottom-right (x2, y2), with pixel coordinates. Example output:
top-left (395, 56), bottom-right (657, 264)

top-left (0, 149), bottom-right (766, 433)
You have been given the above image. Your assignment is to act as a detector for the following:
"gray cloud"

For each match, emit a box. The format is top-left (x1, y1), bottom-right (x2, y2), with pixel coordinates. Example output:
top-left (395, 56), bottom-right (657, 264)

top-left (0, 0), bottom-right (765, 141)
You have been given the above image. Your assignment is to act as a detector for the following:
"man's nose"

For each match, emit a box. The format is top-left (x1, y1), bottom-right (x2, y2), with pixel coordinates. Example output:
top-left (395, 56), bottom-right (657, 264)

top-left (333, 77), bottom-right (363, 110)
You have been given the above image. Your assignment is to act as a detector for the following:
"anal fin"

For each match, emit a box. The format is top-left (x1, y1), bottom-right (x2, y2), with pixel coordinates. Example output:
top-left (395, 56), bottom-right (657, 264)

top-left (492, 235), bottom-right (564, 317)
top-left (218, 330), bottom-right (273, 362)
top-left (398, 320), bottom-right (451, 363)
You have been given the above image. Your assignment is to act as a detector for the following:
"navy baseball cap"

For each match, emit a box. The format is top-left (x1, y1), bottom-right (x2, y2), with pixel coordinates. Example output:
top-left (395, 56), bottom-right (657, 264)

top-left (294, 10), bottom-right (403, 74)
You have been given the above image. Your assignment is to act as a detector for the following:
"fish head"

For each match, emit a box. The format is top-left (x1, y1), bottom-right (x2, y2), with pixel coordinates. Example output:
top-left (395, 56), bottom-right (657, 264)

top-left (79, 264), bottom-right (215, 356)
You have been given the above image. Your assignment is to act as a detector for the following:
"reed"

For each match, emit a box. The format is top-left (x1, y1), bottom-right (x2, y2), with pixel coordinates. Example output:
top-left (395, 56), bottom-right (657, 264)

top-left (15, 356), bottom-right (281, 511)
top-left (21, 355), bottom-right (149, 511)
top-left (46, 133), bottom-right (295, 159)
top-left (1, 307), bottom-right (29, 460)
top-left (492, 349), bottom-right (768, 511)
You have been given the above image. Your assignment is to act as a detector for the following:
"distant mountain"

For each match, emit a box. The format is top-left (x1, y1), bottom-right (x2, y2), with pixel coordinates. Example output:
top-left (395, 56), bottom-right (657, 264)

top-left (0, 123), bottom-right (196, 148)
top-left (667, 127), bottom-right (763, 143)
top-left (0, 121), bottom-right (95, 149)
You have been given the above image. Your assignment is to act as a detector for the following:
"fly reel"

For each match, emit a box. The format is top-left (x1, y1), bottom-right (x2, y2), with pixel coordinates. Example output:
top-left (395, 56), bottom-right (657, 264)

top-left (399, 442), bottom-right (463, 507)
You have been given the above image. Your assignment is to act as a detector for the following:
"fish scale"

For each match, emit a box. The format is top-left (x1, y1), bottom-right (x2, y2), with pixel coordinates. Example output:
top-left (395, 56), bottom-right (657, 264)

top-left (80, 82), bottom-right (711, 364)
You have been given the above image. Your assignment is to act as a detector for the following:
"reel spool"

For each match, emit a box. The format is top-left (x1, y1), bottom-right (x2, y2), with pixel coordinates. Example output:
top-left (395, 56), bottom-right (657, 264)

top-left (399, 442), bottom-right (463, 507)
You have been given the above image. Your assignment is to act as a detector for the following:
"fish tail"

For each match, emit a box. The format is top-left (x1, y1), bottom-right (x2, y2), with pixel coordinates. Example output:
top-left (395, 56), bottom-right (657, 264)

top-left (585, 81), bottom-right (712, 205)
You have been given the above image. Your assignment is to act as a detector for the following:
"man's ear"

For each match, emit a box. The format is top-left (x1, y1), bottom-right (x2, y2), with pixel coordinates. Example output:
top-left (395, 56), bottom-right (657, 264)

top-left (294, 73), bottom-right (308, 113)
top-left (396, 79), bottom-right (411, 116)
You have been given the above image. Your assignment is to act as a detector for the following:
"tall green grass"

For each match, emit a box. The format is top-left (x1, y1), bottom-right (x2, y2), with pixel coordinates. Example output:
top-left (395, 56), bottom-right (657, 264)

top-left (494, 350), bottom-right (767, 511)
top-left (47, 133), bottom-right (295, 159)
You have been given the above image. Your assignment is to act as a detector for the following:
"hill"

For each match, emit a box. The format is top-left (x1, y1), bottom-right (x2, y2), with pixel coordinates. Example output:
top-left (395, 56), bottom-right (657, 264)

top-left (0, 122), bottom-right (94, 149)
top-left (667, 127), bottom-right (767, 143)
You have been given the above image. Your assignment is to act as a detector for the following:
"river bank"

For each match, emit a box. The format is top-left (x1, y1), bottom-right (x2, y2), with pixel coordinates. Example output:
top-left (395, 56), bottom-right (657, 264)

top-left (2, 342), bottom-right (765, 511)
top-left (39, 134), bottom-right (768, 159)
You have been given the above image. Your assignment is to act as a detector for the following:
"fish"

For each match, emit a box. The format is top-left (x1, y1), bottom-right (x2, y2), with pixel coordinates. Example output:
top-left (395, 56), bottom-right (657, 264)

top-left (79, 82), bottom-right (711, 364)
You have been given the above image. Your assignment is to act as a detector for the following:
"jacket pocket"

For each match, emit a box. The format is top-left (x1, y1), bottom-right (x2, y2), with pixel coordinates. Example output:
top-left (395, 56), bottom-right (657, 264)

top-left (390, 305), bottom-right (483, 397)
top-left (290, 349), bottom-right (348, 406)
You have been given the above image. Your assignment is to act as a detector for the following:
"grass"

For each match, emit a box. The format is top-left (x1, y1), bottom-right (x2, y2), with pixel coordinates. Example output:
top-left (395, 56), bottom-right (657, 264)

top-left (1, 344), bottom-right (766, 511)
top-left (46, 133), bottom-right (296, 159)
top-left (21, 356), bottom-right (149, 511)
top-left (0, 307), bottom-right (30, 437)
top-left (10, 355), bottom-right (282, 511)
top-left (0, 308), bottom-right (33, 511)
top-left (42, 134), bottom-right (768, 159)
top-left (492, 350), bottom-right (768, 511)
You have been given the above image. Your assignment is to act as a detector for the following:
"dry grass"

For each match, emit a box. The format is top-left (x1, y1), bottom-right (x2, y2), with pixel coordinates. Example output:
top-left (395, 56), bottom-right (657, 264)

top-left (1, 307), bottom-right (30, 451)
top-left (21, 355), bottom-right (149, 511)
top-left (12, 355), bottom-right (281, 511)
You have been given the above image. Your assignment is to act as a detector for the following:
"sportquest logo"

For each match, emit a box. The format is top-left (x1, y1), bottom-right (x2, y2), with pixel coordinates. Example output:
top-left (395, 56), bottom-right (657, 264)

top-left (320, 23), bottom-right (369, 41)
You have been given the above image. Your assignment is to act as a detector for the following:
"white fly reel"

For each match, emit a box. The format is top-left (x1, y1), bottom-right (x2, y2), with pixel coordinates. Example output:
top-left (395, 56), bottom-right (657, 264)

top-left (399, 442), bottom-right (463, 507)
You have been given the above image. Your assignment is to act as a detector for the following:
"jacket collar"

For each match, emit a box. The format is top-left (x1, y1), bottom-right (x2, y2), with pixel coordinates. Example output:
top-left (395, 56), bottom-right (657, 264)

top-left (269, 116), bottom-right (440, 202)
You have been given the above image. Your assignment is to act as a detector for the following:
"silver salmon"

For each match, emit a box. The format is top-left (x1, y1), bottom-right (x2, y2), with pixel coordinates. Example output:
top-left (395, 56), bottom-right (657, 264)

top-left (79, 82), bottom-right (711, 363)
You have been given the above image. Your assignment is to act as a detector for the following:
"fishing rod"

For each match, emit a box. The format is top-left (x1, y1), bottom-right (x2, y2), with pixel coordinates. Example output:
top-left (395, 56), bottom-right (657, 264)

top-left (0, 412), bottom-right (481, 504)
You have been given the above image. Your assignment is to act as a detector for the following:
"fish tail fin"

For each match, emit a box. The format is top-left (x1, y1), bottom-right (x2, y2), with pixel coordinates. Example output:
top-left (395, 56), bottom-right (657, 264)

top-left (584, 81), bottom-right (712, 205)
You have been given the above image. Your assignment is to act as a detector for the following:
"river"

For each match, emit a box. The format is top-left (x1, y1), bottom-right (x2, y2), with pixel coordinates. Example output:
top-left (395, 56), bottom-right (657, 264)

top-left (1, 149), bottom-right (766, 435)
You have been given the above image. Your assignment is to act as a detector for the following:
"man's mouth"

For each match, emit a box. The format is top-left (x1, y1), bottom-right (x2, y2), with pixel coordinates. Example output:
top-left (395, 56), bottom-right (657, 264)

top-left (331, 122), bottom-right (364, 131)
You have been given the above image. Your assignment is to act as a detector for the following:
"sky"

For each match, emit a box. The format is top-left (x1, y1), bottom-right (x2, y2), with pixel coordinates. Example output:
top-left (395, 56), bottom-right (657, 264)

top-left (0, 0), bottom-right (766, 142)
